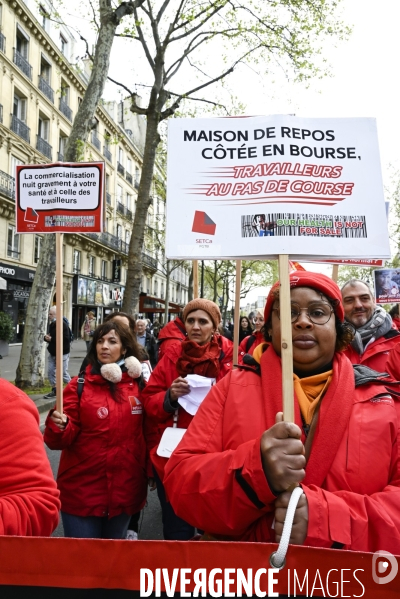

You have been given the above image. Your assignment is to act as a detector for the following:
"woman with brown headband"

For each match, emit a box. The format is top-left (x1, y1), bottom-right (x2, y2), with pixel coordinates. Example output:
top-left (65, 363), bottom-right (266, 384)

top-left (164, 272), bottom-right (400, 553)
top-left (142, 298), bottom-right (233, 540)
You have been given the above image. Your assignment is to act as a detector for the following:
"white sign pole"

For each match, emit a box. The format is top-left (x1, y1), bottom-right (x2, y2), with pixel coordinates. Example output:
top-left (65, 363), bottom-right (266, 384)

top-left (278, 254), bottom-right (294, 422)
top-left (233, 260), bottom-right (242, 367)
top-left (56, 233), bottom-right (64, 415)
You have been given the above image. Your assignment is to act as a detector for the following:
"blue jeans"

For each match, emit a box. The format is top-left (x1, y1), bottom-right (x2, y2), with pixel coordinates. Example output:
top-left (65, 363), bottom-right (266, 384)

top-left (48, 353), bottom-right (71, 387)
top-left (61, 511), bottom-right (131, 539)
top-left (154, 471), bottom-right (195, 540)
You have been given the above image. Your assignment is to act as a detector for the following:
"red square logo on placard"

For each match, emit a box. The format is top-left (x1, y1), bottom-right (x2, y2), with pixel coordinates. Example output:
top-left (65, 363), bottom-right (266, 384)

top-left (24, 207), bottom-right (39, 223)
top-left (192, 211), bottom-right (216, 235)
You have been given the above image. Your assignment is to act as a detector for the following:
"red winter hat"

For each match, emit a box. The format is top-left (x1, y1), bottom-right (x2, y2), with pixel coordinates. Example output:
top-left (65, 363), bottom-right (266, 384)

top-left (264, 271), bottom-right (344, 323)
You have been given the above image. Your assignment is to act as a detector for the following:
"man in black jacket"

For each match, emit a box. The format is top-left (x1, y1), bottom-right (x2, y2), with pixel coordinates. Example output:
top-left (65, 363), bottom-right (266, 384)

top-left (135, 319), bottom-right (157, 368)
top-left (43, 306), bottom-right (71, 399)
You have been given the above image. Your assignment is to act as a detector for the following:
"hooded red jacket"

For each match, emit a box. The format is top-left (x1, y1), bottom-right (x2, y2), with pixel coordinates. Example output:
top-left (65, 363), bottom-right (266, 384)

top-left (44, 367), bottom-right (148, 518)
top-left (157, 318), bottom-right (186, 360)
top-left (164, 348), bottom-right (400, 553)
top-left (238, 330), bottom-right (264, 364)
top-left (343, 329), bottom-right (400, 379)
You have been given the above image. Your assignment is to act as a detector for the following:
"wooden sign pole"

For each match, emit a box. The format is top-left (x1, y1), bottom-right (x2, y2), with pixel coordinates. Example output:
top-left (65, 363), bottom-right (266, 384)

top-left (332, 264), bottom-right (339, 283)
top-left (278, 254), bottom-right (294, 422)
top-left (193, 260), bottom-right (199, 299)
top-left (56, 233), bottom-right (64, 414)
top-left (233, 260), bottom-right (242, 367)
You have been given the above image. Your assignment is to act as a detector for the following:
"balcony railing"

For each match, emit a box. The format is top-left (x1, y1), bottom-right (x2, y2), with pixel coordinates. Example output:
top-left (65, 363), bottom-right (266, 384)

top-left (13, 48), bottom-right (32, 79)
top-left (117, 201), bottom-right (125, 216)
top-left (0, 33), bottom-right (5, 53)
top-left (86, 231), bottom-right (129, 255)
top-left (126, 208), bottom-right (133, 220)
top-left (7, 246), bottom-right (20, 259)
top-left (38, 76), bottom-right (54, 103)
top-left (141, 251), bottom-right (157, 270)
top-left (0, 170), bottom-right (15, 199)
top-left (126, 172), bottom-right (133, 184)
top-left (117, 162), bottom-right (125, 176)
top-left (57, 152), bottom-right (64, 161)
top-left (106, 192), bottom-right (111, 205)
top-left (11, 114), bottom-right (30, 142)
top-left (91, 132), bottom-right (101, 151)
top-left (103, 146), bottom-right (112, 162)
top-left (59, 98), bottom-right (73, 121)
top-left (36, 135), bottom-right (52, 160)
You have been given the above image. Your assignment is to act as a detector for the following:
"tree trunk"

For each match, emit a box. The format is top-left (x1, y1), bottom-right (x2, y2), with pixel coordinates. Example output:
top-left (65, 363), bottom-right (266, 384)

top-left (15, 1), bottom-right (120, 388)
top-left (122, 110), bottom-right (161, 313)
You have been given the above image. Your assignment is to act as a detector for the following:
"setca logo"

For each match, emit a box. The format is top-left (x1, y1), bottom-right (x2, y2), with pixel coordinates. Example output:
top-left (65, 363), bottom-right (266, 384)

top-left (129, 396), bottom-right (143, 415)
top-left (372, 550), bottom-right (398, 585)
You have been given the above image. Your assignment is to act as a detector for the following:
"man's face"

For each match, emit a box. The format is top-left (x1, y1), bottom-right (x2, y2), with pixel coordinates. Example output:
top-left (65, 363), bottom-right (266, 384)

top-left (49, 308), bottom-right (56, 321)
top-left (377, 273), bottom-right (391, 290)
top-left (341, 282), bottom-right (375, 328)
top-left (136, 320), bottom-right (146, 335)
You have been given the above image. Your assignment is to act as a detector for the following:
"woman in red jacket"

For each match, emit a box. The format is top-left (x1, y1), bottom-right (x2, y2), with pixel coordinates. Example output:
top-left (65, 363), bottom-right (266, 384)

top-left (238, 309), bottom-right (264, 363)
top-left (164, 271), bottom-right (400, 553)
top-left (142, 298), bottom-right (232, 540)
top-left (44, 321), bottom-right (147, 540)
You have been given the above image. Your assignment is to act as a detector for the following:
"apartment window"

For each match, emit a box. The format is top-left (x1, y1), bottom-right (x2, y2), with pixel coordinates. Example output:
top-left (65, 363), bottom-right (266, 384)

top-left (58, 133), bottom-right (67, 161)
top-left (10, 154), bottom-right (24, 177)
top-left (73, 250), bottom-right (81, 273)
top-left (127, 158), bottom-right (132, 175)
top-left (60, 34), bottom-right (68, 56)
top-left (61, 80), bottom-right (70, 104)
top-left (116, 224), bottom-right (122, 240)
top-left (101, 260), bottom-right (108, 279)
top-left (16, 25), bottom-right (29, 59)
top-left (39, 5), bottom-right (50, 30)
top-left (118, 147), bottom-right (123, 164)
top-left (88, 255), bottom-right (95, 277)
top-left (117, 185), bottom-right (123, 202)
top-left (154, 279), bottom-right (158, 296)
top-left (105, 174), bottom-right (110, 191)
top-left (38, 115), bottom-right (50, 141)
top-left (147, 277), bottom-right (151, 294)
top-left (7, 225), bottom-right (20, 258)
top-left (13, 92), bottom-right (27, 122)
top-left (40, 54), bottom-right (51, 83)
top-left (34, 235), bottom-right (42, 263)
top-left (126, 193), bottom-right (131, 211)
top-left (125, 230), bottom-right (130, 245)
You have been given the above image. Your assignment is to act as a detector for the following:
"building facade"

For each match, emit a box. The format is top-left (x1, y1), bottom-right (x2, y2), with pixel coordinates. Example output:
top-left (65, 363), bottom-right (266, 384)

top-left (0, 0), bottom-right (189, 340)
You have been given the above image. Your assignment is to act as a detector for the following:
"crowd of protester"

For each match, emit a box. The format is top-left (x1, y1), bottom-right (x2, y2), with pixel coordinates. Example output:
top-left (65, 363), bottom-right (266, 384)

top-left (2, 272), bottom-right (400, 558)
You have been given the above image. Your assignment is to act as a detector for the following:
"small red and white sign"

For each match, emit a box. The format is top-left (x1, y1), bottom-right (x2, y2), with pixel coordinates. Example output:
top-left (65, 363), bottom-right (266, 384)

top-left (129, 396), bottom-right (143, 415)
top-left (16, 162), bottom-right (104, 234)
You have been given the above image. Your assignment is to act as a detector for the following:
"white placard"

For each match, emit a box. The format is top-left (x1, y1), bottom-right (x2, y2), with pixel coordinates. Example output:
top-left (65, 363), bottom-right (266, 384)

top-left (166, 115), bottom-right (390, 260)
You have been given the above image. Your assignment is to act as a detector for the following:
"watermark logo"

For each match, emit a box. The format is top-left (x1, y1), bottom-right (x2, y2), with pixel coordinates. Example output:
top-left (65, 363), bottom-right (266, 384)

top-left (372, 550), bottom-right (398, 585)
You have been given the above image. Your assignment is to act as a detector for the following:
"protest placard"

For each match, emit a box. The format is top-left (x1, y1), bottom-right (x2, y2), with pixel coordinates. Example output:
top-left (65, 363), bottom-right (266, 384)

top-left (166, 115), bottom-right (390, 261)
top-left (15, 162), bottom-right (104, 233)
top-left (374, 268), bottom-right (400, 304)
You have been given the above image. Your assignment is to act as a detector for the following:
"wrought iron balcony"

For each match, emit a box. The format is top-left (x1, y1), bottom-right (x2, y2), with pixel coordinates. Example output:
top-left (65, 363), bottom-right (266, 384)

top-left (36, 135), bottom-right (52, 160)
top-left (106, 192), bottom-right (111, 205)
top-left (10, 114), bottom-right (30, 142)
top-left (57, 152), bottom-right (64, 161)
top-left (126, 172), bottom-right (133, 184)
top-left (13, 49), bottom-right (32, 79)
top-left (126, 208), bottom-right (133, 220)
top-left (0, 33), bottom-right (5, 53)
top-left (91, 132), bottom-right (101, 151)
top-left (85, 231), bottom-right (129, 255)
top-left (103, 146), bottom-right (112, 162)
top-left (0, 170), bottom-right (15, 199)
top-left (117, 162), bottom-right (125, 176)
top-left (59, 98), bottom-right (73, 121)
top-left (141, 251), bottom-right (157, 270)
top-left (7, 246), bottom-right (20, 259)
top-left (38, 76), bottom-right (54, 103)
top-left (117, 201), bottom-right (125, 216)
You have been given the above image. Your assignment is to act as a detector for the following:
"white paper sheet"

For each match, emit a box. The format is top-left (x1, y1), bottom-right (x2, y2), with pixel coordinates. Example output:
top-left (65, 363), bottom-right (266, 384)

top-left (178, 374), bottom-right (216, 415)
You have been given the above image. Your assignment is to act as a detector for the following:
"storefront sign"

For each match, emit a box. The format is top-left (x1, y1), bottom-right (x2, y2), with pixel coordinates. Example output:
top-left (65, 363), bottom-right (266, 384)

top-left (0, 262), bottom-right (36, 282)
top-left (166, 115), bottom-right (390, 261)
top-left (15, 162), bottom-right (104, 234)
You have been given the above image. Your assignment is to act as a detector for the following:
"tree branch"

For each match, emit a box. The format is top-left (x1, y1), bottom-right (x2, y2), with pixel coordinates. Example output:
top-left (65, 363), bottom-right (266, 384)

top-left (133, 5), bottom-right (156, 72)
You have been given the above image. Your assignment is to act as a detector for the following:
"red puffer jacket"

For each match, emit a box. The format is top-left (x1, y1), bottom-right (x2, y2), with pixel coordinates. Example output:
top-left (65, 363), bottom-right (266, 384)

top-left (343, 329), bottom-right (400, 378)
top-left (142, 337), bottom-right (233, 454)
top-left (44, 367), bottom-right (148, 518)
top-left (164, 348), bottom-right (400, 553)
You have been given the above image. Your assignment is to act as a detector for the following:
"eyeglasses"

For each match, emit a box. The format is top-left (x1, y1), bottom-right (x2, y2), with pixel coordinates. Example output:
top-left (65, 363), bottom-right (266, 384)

top-left (272, 302), bottom-right (334, 325)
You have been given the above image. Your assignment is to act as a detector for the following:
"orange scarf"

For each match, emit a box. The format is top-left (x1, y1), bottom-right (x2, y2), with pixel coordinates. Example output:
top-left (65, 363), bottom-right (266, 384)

top-left (293, 370), bottom-right (332, 426)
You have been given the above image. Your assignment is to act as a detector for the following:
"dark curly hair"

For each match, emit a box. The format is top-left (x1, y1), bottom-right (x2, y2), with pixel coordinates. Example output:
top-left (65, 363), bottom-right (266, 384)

top-left (264, 287), bottom-right (354, 352)
top-left (103, 311), bottom-right (147, 361)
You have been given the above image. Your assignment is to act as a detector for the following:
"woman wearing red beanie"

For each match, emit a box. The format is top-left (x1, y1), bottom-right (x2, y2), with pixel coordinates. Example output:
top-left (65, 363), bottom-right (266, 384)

top-left (142, 298), bottom-right (233, 540)
top-left (164, 271), bottom-right (400, 554)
